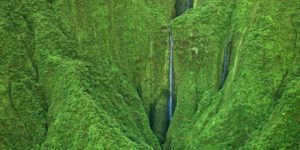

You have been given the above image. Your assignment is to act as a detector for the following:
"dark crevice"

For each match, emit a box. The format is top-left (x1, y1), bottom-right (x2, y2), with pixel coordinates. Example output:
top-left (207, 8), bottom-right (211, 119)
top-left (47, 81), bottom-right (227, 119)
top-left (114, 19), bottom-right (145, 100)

top-left (272, 13), bottom-right (297, 102)
top-left (39, 87), bottom-right (49, 133)
top-left (291, 13), bottom-right (298, 67)
top-left (6, 11), bottom-right (49, 146)
top-left (22, 14), bottom-right (49, 133)
top-left (21, 15), bottom-right (39, 83)
top-left (47, 0), bottom-right (53, 4)
top-left (148, 89), bottom-right (176, 145)
top-left (136, 85), bottom-right (143, 100)
top-left (8, 82), bottom-right (16, 113)
top-left (194, 75), bottom-right (199, 114)
top-left (149, 103), bottom-right (156, 131)
top-left (219, 2), bottom-right (235, 90)
top-left (175, 0), bottom-right (193, 17)
top-left (220, 39), bottom-right (233, 89)
top-left (167, 87), bottom-right (177, 129)
top-left (274, 71), bottom-right (289, 101)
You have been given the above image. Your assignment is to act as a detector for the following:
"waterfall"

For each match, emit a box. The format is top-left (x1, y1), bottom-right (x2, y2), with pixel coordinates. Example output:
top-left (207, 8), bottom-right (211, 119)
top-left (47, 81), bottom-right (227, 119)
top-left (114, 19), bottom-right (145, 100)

top-left (168, 26), bottom-right (174, 122)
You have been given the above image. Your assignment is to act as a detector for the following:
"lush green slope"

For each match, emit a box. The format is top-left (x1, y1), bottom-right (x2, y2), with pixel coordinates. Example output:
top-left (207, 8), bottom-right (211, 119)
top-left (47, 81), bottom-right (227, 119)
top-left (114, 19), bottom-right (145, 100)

top-left (0, 0), bottom-right (174, 149)
top-left (0, 0), bottom-right (299, 150)
top-left (165, 0), bottom-right (300, 149)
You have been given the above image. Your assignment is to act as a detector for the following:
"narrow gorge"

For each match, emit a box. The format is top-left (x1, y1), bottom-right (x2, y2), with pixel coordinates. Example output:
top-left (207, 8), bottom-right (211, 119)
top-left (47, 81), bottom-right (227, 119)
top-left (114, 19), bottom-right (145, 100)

top-left (0, 0), bottom-right (299, 150)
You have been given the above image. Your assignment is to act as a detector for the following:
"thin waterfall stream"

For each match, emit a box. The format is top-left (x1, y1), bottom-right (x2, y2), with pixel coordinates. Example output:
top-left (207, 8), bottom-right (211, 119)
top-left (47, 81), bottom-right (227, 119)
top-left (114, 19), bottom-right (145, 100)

top-left (168, 0), bottom-right (192, 123)
top-left (168, 26), bottom-right (174, 122)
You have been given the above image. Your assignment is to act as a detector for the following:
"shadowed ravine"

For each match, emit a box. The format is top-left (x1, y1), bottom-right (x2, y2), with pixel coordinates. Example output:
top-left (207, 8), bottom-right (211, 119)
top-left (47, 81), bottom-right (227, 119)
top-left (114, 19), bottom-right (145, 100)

top-left (220, 39), bottom-right (232, 88)
top-left (175, 0), bottom-right (194, 16)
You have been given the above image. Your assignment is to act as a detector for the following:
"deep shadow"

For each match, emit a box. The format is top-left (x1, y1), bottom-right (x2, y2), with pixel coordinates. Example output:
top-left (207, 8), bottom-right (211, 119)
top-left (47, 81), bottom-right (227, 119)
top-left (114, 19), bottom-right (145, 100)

top-left (175, 0), bottom-right (193, 17)
top-left (220, 40), bottom-right (233, 89)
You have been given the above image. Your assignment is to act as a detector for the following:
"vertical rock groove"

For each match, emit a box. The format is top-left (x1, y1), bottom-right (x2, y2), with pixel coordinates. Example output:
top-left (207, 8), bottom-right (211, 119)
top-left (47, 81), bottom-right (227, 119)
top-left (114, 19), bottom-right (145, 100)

top-left (220, 39), bottom-right (232, 88)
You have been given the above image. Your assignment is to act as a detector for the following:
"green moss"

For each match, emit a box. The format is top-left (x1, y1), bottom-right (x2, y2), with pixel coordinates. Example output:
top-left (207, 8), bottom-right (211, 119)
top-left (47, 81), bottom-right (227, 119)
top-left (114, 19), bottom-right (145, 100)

top-left (1, 0), bottom-right (299, 149)
top-left (165, 0), bottom-right (300, 149)
top-left (0, 0), bottom-right (176, 149)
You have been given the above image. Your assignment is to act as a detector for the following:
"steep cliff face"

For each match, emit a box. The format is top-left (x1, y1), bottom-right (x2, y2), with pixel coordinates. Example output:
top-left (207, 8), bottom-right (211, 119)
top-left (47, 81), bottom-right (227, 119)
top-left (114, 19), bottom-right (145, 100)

top-left (166, 0), bottom-right (300, 149)
top-left (0, 0), bottom-right (174, 149)
top-left (0, 0), bottom-right (299, 150)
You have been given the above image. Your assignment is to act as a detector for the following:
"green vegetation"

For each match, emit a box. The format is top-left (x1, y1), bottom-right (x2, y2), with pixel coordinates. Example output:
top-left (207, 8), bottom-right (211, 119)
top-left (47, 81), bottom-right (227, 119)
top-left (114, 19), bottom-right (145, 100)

top-left (0, 0), bottom-right (299, 149)
top-left (165, 0), bottom-right (300, 149)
